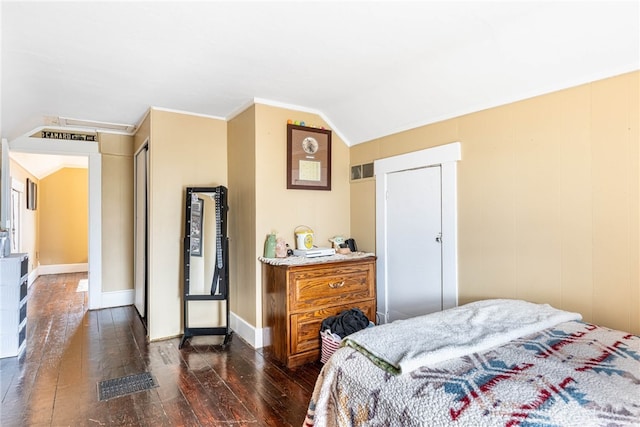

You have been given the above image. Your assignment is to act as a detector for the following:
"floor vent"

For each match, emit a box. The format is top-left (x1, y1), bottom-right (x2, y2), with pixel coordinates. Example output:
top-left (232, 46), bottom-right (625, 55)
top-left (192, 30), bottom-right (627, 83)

top-left (97, 372), bottom-right (158, 401)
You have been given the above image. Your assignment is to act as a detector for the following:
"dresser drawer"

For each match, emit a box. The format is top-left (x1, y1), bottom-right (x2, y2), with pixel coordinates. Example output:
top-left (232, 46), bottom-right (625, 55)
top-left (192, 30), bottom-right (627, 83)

top-left (20, 279), bottom-right (27, 301)
top-left (289, 261), bottom-right (375, 311)
top-left (19, 301), bottom-right (27, 324)
top-left (262, 256), bottom-right (376, 368)
top-left (290, 300), bottom-right (375, 354)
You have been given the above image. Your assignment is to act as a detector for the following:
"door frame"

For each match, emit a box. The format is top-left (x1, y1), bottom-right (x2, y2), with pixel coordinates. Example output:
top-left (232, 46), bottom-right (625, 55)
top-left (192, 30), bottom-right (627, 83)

top-left (375, 141), bottom-right (461, 323)
top-left (8, 133), bottom-right (102, 309)
top-left (10, 178), bottom-right (25, 253)
top-left (134, 140), bottom-right (149, 324)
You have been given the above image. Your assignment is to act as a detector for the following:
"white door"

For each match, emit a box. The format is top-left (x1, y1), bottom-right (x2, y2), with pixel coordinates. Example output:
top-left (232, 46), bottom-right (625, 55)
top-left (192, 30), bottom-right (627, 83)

top-left (386, 166), bottom-right (442, 321)
top-left (375, 142), bottom-right (461, 324)
top-left (134, 145), bottom-right (148, 319)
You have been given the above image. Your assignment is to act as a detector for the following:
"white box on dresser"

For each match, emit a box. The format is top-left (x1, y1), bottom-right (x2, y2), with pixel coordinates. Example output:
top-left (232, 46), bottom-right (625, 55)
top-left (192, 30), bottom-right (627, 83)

top-left (0, 253), bottom-right (29, 358)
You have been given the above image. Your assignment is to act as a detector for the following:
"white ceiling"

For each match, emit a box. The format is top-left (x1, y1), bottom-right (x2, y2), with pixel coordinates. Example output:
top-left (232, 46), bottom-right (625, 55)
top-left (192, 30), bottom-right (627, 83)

top-left (10, 151), bottom-right (87, 180)
top-left (2, 1), bottom-right (639, 158)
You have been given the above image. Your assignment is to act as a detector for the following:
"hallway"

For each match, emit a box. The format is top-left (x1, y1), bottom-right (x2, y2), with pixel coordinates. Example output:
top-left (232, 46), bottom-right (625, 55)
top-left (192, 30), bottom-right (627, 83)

top-left (0, 273), bottom-right (320, 426)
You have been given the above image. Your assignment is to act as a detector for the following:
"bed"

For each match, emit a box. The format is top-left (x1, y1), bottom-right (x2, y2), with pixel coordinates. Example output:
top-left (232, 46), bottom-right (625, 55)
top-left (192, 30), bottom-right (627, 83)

top-left (303, 299), bottom-right (640, 427)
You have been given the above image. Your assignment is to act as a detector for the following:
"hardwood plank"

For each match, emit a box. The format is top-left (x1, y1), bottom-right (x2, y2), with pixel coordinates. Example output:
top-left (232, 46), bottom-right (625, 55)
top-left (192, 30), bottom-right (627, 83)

top-left (0, 273), bottom-right (322, 426)
top-left (184, 344), bottom-right (259, 424)
top-left (200, 339), bottom-right (306, 426)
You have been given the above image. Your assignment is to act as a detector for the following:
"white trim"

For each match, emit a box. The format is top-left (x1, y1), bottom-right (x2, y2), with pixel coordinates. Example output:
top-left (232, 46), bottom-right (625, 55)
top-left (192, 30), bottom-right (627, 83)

top-left (150, 106), bottom-right (226, 121)
top-left (247, 98), bottom-right (352, 147)
top-left (8, 134), bottom-right (103, 310)
top-left (133, 140), bottom-right (149, 157)
top-left (28, 123), bottom-right (132, 137)
top-left (133, 140), bottom-right (149, 320)
top-left (11, 178), bottom-right (25, 193)
top-left (1, 139), bottom-right (10, 229)
top-left (27, 269), bottom-right (38, 287)
top-left (10, 135), bottom-right (99, 154)
top-left (10, 178), bottom-right (24, 253)
top-left (38, 263), bottom-right (89, 275)
top-left (135, 108), bottom-right (151, 133)
top-left (88, 152), bottom-right (102, 309)
top-left (440, 161), bottom-right (459, 311)
top-left (101, 289), bottom-right (135, 308)
top-left (230, 311), bottom-right (263, 348)
top-left (374, 141), bottom-right (461, 175)
top-left (375, 142), bottom-right (461, 323)
top-left (252, 97), bottom-right (322, 118)
top-left (30, 260), bottom-right (119, 308)
top-left (261, 327), bottom-right (271, 348)
top-left (225, 99), bottom-right (256, 121)
top-left (57, 117), bottom-right (136, 134)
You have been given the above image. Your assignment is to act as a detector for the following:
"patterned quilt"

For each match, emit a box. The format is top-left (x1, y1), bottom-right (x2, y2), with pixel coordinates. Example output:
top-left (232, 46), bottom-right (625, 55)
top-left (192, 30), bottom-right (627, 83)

top-left (304, 321), bottom-right (640, 426)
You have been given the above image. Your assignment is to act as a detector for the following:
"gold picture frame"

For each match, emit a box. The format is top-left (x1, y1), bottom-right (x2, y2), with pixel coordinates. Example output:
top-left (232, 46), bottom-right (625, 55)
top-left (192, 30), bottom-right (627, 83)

top-left (287, 124), bottom-right (332, 190)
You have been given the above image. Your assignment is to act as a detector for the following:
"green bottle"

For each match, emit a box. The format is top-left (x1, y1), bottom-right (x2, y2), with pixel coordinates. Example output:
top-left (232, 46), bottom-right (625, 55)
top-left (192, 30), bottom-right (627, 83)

top-left (264, 233), bottom-right (276, 258)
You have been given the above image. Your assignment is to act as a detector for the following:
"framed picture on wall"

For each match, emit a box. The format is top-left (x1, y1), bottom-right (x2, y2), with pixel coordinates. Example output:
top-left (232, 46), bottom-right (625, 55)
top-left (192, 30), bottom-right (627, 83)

top-left (287, 124), bottom-right (332, 190)
top-left (26, 178), bottom-right (37, 210)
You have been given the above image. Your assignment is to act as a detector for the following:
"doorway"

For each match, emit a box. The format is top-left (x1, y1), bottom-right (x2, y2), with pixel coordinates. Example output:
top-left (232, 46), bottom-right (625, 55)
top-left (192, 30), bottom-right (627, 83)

top-left (7, 134), bottom-right (102, 309)
top-left (134, 142), bottom-right (149, 327)
top-left (375, 142), bottom-right (461, 324)
top-left (10, 179), bottom-right (24, 253)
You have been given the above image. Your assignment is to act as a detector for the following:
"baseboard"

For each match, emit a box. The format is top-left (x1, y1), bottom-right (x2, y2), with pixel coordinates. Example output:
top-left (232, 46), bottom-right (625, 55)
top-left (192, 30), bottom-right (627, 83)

top-left (23, 267), bottom-right (258, 343)
top-left (29, 264), bottom-right (88, 287)
top-left (230, 311), bottom-right (265, 349)
top-left (38, 263), bottom-right (88, 275)
top-left (27, 269), bottom-right (38, 288)
top-left (26, 263), bottom-right (133, 309)
top-left (262, 327), bottom-right (271, 347)
top-left (101, 289), bottom-right (134, 308)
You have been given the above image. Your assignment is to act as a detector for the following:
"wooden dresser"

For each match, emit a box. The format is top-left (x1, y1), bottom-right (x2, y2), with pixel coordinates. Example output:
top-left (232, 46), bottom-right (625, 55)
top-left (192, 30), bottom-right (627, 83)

top-left (0, 253), bottom-right (29, 358)
top-left (262, 256), bottom-right (376, 368)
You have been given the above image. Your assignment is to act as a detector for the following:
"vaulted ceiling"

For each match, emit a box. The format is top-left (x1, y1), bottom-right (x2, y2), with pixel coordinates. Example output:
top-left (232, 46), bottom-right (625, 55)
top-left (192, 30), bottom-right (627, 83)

top-left (2, 1), bottom-right (638, 152)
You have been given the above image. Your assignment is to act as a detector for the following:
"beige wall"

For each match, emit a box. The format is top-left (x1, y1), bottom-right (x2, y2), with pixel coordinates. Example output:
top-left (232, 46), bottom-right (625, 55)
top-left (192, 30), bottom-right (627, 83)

top-left (134, 112), bottom-right (150, 154)
top-left (8, 160), bottom-right (39, 272)
top-left (350, 71), bottom-right (640, 334)
top-left (228, 105), bottom-right (257, 325)
top-left (9, 71), bottom-right (625, 343)
top-left (39, 168), bottom-right (88, 266)
top-left (255, 104), bottom-right (351, 328)
top-left (100, 133), bottom-right (134, 292)
top-left (227, 104), bottom-right (352, 330)
top-left (147, 109), bottom-right (227, 340)
top-left (5, 70), bottom-right (632, 347)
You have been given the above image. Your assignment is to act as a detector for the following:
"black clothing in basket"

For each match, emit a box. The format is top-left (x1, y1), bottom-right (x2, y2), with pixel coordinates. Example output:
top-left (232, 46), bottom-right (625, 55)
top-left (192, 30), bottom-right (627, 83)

top-left (321, 308), bottom-right (370, 338)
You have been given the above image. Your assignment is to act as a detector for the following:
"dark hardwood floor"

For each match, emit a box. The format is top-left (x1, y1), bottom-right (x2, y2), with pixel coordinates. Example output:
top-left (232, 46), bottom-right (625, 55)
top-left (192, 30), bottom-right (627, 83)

top-left (0, 273), bottom-right (322, 426)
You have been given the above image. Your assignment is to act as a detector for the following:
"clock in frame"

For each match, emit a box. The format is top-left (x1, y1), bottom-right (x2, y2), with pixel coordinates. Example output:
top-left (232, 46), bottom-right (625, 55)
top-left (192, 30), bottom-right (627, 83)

top-left (287, 124), bottom-right (332, 190)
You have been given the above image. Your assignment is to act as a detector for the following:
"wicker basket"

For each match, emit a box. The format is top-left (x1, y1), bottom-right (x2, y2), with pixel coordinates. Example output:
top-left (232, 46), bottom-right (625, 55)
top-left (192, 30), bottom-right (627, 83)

top-left (320, 330), bottom-right (342, 364)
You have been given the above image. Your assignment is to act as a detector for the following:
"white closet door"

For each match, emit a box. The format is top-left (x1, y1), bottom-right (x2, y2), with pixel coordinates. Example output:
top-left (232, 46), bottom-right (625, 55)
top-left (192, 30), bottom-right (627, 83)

top-left (386, 165), bottom-right (442, 322)
top-left (134, 146), bottom-right (148, 318)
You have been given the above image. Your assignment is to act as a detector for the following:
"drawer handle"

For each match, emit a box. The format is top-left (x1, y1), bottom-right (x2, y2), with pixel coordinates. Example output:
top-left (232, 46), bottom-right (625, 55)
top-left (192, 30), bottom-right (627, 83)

top-left (328, 281), bottom-right (345, 289)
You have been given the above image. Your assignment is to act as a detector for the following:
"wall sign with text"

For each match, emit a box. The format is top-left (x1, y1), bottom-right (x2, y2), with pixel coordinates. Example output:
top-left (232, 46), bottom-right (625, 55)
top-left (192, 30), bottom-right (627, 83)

top-left (40, 131), bottom-right (97, 141)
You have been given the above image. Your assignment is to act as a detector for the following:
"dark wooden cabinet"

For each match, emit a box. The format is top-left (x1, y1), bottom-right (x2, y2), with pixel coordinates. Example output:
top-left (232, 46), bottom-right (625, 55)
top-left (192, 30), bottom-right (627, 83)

top-left (262, 256), bottom-right (376, 368)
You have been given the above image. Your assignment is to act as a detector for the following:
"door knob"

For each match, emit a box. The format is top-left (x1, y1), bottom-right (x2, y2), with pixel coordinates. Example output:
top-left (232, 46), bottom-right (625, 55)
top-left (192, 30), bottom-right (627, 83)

top-left (435, 232), bottom-right (442, 243)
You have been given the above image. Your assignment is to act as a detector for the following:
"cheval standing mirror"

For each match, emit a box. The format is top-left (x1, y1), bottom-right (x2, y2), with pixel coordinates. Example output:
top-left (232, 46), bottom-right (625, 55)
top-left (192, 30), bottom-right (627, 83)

top-left (180, 186), bottom-right (231, 348)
